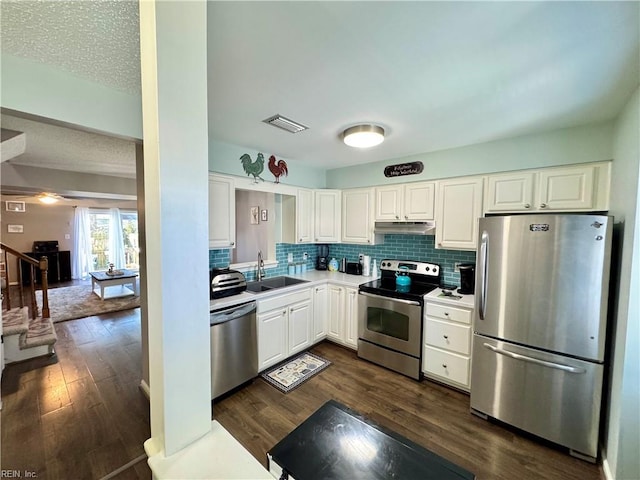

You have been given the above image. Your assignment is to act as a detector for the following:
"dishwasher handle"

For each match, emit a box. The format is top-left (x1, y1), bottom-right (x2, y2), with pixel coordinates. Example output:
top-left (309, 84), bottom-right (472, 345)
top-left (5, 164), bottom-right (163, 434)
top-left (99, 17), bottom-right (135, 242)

top-left (210, 301), bottom-right (256, 326)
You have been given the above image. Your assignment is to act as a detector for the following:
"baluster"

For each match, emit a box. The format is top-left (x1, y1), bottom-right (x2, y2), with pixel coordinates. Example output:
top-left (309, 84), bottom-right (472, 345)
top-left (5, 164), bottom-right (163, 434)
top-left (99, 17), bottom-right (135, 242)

top-left (40, 256), bottom-right (50, 318)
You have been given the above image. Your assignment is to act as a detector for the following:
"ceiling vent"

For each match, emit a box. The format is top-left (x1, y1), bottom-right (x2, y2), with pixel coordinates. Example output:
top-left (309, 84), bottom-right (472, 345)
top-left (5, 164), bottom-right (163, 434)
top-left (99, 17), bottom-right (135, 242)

top-left (263, 114), bottom-right (308, 134)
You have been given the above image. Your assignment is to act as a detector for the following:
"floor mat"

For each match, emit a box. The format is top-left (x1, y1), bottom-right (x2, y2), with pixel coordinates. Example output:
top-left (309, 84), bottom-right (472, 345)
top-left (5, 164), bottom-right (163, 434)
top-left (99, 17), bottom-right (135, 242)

top-left (260, 351), bottom-right (331, 393)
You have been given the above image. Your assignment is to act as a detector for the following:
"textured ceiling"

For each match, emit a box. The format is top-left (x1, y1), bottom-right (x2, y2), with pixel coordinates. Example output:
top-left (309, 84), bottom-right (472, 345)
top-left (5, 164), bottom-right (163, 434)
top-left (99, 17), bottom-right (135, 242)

top-left (1, 114), bottom-right (136, 178)
top-left (1, 0), bottom-right (140, 94)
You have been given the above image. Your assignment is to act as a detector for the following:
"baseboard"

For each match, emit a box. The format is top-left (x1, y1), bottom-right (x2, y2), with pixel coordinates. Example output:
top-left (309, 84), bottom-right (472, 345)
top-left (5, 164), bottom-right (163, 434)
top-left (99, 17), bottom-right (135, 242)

top-left (139, 379), bottom-right (150, 399)
top-left (602, 455), bottom-right (614, 480)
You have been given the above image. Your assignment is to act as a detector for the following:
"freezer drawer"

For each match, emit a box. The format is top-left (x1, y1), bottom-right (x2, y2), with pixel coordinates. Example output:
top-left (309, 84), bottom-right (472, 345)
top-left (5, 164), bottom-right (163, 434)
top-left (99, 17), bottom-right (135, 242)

top-left (470, 334), bottom-right (604, 459)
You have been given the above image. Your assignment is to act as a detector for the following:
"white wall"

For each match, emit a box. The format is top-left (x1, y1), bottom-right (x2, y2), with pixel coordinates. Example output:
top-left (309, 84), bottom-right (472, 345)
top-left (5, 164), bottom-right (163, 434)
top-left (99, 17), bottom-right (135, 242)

top-left (209, 138), bottom-right (326, 189)
top-left (1, 55), bottom-right (142, 140)
top-left (604, 86), bottom-right (640, 480)
top-left (326, 122), bottom-right (614, 188)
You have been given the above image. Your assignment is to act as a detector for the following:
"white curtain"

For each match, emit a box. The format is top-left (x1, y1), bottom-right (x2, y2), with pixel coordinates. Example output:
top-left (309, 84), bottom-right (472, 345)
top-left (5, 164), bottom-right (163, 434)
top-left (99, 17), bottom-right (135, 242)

top-left (72, 207), bottom-right (93, 279)
top-left (109, 208), bottom-right (126, 268)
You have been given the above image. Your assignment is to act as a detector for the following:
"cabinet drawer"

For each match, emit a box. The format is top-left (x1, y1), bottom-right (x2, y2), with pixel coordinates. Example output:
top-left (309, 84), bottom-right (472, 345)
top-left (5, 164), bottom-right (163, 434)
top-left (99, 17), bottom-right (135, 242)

top-left (424, 318), bottom-right (471, 355)
top-left (425, 303), bottom-right (472, 324)
top-left (423, 346), bottom-right (470, 387)
top-left (258, 288), bottom-right (311, 313)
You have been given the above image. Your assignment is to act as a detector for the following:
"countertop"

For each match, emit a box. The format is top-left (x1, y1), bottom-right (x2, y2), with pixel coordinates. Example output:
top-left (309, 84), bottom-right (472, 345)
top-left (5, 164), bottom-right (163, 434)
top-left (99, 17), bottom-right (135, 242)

top-left (209, 270), bottom-right (375, 311)
top-left (210, 269), bottom-right (475, 311)
top-left (426, 287), bottom-right (475, 309)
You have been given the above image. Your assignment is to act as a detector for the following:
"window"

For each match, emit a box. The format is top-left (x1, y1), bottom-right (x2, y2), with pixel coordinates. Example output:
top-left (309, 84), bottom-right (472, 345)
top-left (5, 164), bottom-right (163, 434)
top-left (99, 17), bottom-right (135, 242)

top-left (121, 212), bottom-right (140, 269)
top-left (88, 209), bottom-right (139, 271)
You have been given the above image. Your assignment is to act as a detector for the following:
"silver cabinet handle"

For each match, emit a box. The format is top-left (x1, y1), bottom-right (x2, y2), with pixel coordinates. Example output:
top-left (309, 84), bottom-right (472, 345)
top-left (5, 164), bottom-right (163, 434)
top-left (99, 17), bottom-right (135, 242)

top-left (404, 215), bottom-right (408, 220)
top-left (367, 239), bottom-right (371, 243)
top-left (524, 203), bottom-right (531, 209)
top-left (540, 203), bottom-right (547, 209)
top-left (230, 242), bottom-right (235, 246)
top-left (479, 231), bottom-right (489, 320)
top-left (483, 343), bottom-right (586, 373)
top-left (443, 335), bottom-right (449, 340)
top-left (442, 363), bottom-right (447, 368)
top-left (395, 215), bottom-right (399, 220)
top-left (444, 312), bottom-right (449, 316)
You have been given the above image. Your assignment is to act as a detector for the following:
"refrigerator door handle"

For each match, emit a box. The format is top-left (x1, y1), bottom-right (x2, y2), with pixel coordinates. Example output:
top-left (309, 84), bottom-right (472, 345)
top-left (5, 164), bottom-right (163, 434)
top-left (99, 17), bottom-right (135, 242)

top-left (478, 231), bottom-right (489, 320)
top-left (483, 343), bottom-right (587, 374)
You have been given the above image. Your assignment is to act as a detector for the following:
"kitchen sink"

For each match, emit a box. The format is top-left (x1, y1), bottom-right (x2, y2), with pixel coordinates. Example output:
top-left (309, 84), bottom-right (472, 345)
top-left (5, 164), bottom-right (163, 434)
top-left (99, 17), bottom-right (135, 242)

top-left (245, 276), bottom-right (308, 293)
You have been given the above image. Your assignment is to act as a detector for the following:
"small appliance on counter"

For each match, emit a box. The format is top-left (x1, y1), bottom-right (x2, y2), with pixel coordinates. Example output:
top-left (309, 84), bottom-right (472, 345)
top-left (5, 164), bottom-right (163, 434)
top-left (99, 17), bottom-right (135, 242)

top-left (316, 244), bottom-right (329, 270)
top-left (458, 263), bottom-right (475, 294)
top-left (346, 262), bottom-right (362, 275)
top-left (210, 267), bottom-right (247, 299)
top-left (361, 255), bottom-right (371, 276)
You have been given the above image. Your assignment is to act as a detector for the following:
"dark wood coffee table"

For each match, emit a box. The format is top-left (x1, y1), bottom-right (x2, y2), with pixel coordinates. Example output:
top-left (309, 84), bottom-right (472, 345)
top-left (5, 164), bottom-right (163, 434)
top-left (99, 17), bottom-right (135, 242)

top-left (267, 400), bottom-right (475, 479)
top-left (89, 269), bottom-right (138, 300)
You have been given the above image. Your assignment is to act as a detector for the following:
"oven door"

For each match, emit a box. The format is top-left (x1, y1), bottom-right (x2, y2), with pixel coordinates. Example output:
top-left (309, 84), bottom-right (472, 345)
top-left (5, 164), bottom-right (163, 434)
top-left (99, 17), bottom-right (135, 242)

top-left (358, 291), bottom-right (422, 357)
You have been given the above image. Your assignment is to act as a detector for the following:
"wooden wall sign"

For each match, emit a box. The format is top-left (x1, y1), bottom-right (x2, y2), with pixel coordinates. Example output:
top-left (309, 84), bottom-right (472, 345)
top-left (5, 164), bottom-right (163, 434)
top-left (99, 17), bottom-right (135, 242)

top-left (384, 161), bottom-right (424, 178)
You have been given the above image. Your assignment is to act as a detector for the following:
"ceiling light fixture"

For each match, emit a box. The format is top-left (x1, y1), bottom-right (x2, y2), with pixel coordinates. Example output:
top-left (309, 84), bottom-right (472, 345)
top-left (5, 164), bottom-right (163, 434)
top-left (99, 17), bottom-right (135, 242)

top-left (37, 193), bottom-right (59, 204)
top-left (343, 124), bottom-right (385, 148)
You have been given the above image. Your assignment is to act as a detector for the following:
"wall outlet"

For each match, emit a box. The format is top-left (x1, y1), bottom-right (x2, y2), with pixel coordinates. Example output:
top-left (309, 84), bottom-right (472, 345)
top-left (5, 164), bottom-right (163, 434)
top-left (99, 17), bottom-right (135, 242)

top-left (64, 234), bottom-right (71, 240)
top-left (287, 253), bottom-right (293, 263)
top-left (454, 262), bottom-right (462, 272)
top-left (303, 252), bottom-right (308, 261)
top-left (359, 253), bottom-right (364, 263)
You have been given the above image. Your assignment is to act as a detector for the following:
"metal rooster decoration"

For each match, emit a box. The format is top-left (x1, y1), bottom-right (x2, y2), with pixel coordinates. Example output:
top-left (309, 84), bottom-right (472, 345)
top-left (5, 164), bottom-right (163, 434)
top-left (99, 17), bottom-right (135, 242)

top-left (240, 153), bottom-right (265, 183)
top-left (268, 155), bottom-right (289, 184)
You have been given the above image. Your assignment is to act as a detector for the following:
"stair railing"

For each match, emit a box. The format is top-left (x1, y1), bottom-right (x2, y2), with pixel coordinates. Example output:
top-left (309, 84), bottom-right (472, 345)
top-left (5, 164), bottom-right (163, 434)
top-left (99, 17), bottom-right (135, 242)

top-left (0, 242), bottom-right (50, 320)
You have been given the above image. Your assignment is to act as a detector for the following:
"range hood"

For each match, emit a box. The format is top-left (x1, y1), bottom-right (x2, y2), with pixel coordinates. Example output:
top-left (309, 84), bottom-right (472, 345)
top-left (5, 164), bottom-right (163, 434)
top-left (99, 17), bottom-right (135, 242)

top-left (373, 221), bottom-right (436, 235)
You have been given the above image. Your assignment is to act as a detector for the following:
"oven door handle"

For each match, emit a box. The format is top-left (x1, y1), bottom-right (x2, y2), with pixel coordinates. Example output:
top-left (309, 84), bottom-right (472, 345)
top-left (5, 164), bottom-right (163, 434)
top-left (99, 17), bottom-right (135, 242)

top-left (358, 291), bottom-right (421, 306)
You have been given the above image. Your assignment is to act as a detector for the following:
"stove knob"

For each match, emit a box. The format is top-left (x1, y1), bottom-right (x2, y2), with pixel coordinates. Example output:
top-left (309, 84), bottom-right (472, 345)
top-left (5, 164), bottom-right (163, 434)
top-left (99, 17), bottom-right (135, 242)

top-left (425, 267), bottom-right (430, 272)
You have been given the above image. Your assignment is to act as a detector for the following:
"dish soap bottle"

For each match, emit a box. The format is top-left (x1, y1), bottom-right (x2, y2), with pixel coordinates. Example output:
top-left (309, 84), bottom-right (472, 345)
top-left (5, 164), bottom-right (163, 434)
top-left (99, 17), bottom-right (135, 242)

top-left (328, 257), bottom-right (339, 272)
top-left (371, 259), bottom-right (379, 278)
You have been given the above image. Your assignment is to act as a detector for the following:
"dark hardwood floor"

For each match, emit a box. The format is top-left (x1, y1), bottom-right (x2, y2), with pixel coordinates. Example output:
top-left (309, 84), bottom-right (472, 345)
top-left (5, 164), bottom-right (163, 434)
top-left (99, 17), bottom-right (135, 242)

top-left (215, 342), bottom-right (605, 480)
top-left (1, 307), bottom-right (151, 479)
top-left (2, 290), bottom-right (604, 479)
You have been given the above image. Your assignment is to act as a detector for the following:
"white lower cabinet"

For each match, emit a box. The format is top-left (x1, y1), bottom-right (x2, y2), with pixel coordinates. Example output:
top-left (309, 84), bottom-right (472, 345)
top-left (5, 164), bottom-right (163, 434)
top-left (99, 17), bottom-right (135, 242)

top-left (326, 284), bottom-right (358, 350)
top-left (422, 300), bottom-right (473, 391)
top-left (257, 289), bottom-right (312, 372)
top-left (312, 284), bottom-right (328, 342)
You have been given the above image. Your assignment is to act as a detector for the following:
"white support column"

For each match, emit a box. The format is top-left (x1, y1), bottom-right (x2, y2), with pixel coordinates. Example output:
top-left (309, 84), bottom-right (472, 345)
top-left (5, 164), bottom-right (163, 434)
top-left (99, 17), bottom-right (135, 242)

top-left (139, 0), bottom-right (211, 457)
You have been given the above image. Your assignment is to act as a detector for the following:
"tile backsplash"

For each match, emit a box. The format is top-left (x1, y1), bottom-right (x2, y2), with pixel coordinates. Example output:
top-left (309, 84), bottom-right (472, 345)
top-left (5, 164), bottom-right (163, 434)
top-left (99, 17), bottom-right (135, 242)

top-left (210, 235), bottom-right (475, 286)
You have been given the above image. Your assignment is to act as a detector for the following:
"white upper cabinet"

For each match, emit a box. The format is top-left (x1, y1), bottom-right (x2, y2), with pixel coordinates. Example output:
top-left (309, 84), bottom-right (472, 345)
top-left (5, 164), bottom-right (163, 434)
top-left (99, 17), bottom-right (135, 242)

top-left (435, 177), bottom-right (484, 251)
top-left (484, 162), bottom-right (610, 214)
top-left (208, 174), bottom-right (236, 249)
top-left (375, 182), bottom-right (435, 221)
top-left (342, 188), bottom-right (377, 244)
top-left (484, 172), bottom-right (535, 212)
top-left (314, 190), bottom-right (341, 243)
top-left (404, 182), bottom-right (436, 220)
top-left (538, 166), bottom-right (594, 210)
top-left (296, 188), bottom-right (314, 243)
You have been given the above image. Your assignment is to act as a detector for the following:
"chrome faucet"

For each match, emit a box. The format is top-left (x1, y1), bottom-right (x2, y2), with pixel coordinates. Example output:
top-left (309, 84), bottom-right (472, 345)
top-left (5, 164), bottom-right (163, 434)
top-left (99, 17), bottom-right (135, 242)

top-left (257, 250), bottom-right (266, 281)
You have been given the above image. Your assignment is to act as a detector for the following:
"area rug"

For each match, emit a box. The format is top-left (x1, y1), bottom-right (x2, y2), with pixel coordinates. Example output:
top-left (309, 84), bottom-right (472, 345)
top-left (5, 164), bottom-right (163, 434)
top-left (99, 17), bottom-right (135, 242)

top-left (35, 284), bottom-right (140, 323)
top-left (261, 352), bottom-right (331, 393)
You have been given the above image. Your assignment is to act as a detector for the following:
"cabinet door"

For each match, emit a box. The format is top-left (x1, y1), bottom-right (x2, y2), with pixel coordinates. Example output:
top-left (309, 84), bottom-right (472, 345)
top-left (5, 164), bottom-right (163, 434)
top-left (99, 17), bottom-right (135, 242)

top-left (342, 188), bottom-right (375, 244)
top-left (208, 174), bottom-right (236, 248)
top-left (312, 284), bottom-right (328, 342)
top-left (404, 182), bottom-right (435, 220)
top-left (258, 308), bottom-right (287, 371)
top-left (538, 166), bottom-right (595, 210)
top-left (485, 172), bottom-right (535, 213)
top-left (327, 284), bottom-right (345, 342)
top-left (296, 189), bottom-right (314, 243)
top-left (375, 185), bottom-right (402, 221)
top-left (314, 190), bottom-right (341, 243)
top-left (435, 177), bottom-right (483, 251)
top-left (344, 287), bottom-right (359, 349)
top-left (288, 299), bottom-right (312, 355)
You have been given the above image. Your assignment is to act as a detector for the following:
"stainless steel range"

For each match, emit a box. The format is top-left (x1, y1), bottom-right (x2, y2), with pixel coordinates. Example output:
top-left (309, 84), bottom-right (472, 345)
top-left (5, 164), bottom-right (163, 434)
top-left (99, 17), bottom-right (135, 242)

top-left (358, 259), bottom-right (441, 380)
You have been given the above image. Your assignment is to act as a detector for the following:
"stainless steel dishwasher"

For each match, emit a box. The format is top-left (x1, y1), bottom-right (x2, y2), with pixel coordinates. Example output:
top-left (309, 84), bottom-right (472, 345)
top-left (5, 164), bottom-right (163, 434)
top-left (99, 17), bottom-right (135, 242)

top-left (210, 300), bottom-right (258, 399)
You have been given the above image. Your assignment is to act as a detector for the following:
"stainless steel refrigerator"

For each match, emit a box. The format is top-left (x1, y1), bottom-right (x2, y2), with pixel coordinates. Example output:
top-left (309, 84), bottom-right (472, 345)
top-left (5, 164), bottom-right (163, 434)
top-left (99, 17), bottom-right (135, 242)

top-left (470, 214), bottom-right (612, 461)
